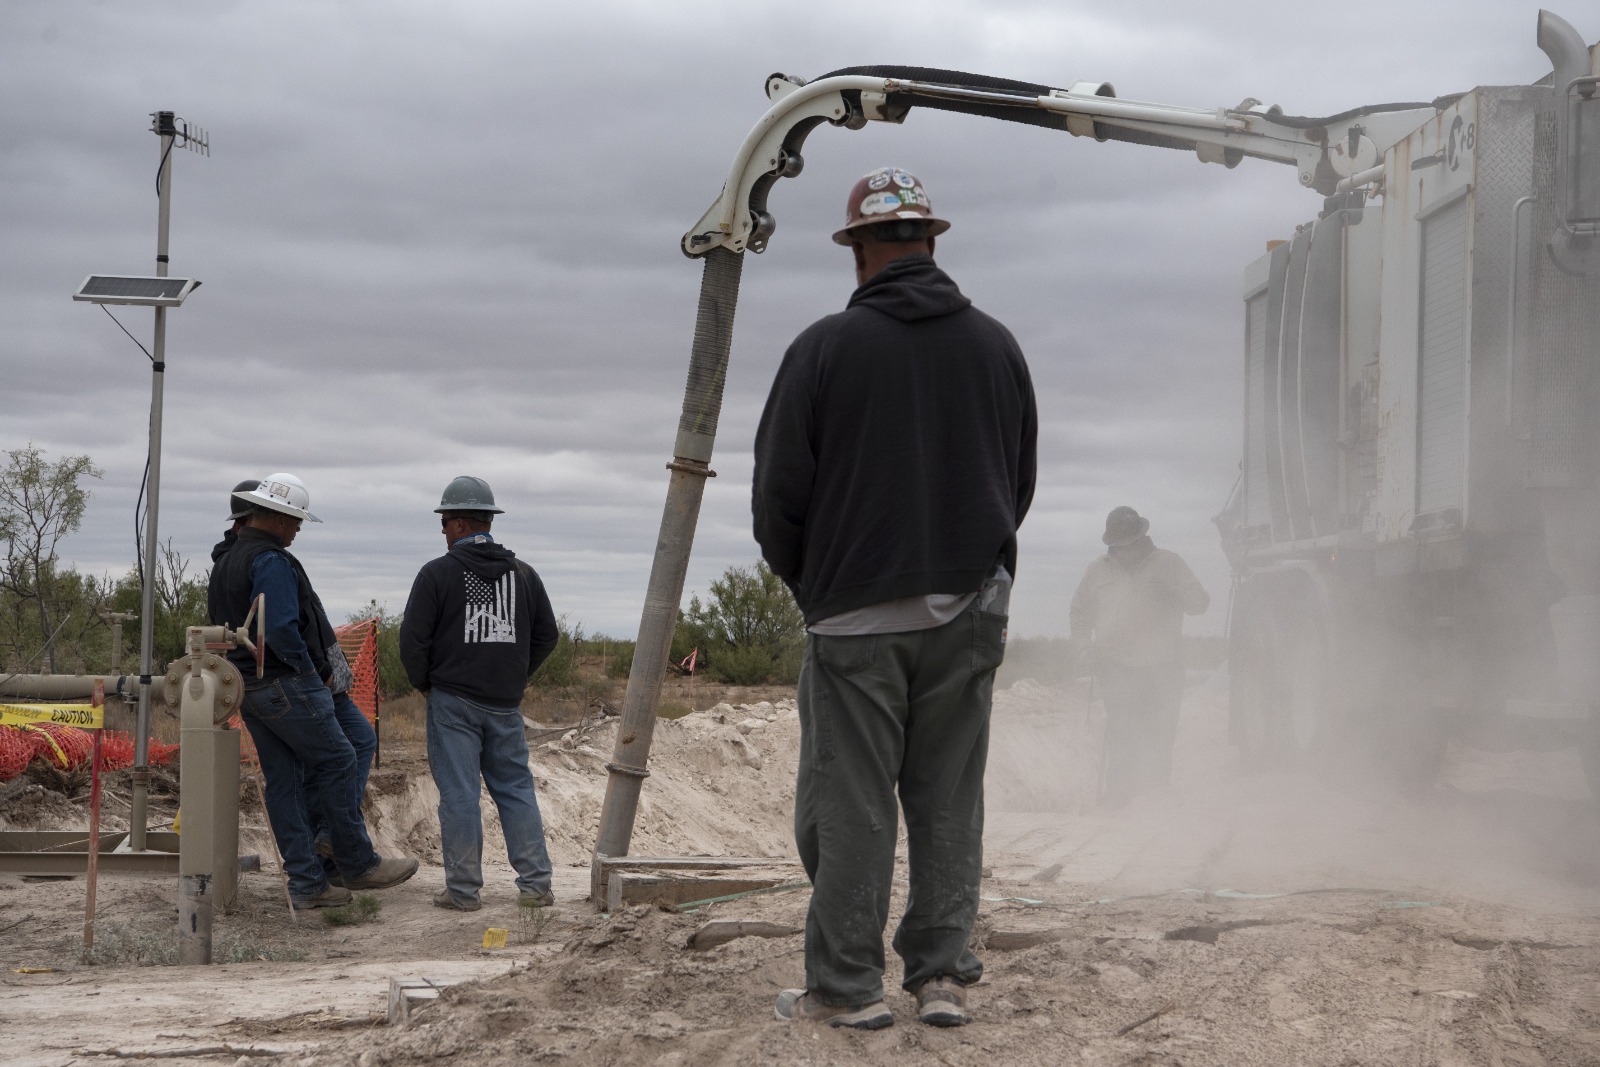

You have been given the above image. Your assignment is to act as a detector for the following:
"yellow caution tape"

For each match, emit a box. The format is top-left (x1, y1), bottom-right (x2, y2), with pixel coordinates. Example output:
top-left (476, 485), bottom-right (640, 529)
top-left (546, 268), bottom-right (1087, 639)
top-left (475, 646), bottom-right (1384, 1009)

top-left (481, 928), bottom-right (509, 949)
top-left (0, 702), bottom-right (102, 729)
top-left (17, 725), bottom-right (70, 768)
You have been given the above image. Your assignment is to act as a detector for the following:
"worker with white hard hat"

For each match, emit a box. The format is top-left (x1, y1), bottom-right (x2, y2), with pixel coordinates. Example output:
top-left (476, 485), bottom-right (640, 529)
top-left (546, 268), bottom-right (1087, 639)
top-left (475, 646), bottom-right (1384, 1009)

top-left (208, 472), bottom-right (418, 908)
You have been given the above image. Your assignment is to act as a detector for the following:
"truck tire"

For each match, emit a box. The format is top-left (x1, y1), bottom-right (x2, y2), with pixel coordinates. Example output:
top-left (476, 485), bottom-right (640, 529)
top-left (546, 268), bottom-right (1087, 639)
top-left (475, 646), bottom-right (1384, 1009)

top-left (1581, 717), bottom-right (1600, 807)
top-left (1228, 584), bottom-right (1282, 765)
top-left (1229, 574), bottom-right (1333, 766)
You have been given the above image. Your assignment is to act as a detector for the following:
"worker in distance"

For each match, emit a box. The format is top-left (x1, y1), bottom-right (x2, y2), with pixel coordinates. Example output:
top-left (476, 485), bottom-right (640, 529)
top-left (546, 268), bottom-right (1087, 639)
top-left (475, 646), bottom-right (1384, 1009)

top-left (1069, 506), bottom-right (1209, 807)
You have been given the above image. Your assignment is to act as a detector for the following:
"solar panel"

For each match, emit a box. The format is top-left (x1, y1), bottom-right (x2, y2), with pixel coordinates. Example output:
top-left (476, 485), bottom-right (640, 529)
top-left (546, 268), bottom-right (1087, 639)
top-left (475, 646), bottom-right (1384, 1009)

top-left (72, 275), bottom-right (201, 307)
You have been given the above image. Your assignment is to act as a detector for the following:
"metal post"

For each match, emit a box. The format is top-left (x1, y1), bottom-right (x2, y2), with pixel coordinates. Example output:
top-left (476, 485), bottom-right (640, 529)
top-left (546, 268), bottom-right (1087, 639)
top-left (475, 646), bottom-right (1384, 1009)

top-left (591, 247), bottom-right (744, 901)
top-left (130, 114), bottom-right (177, 851)
top-left (106, 611), bottom-right (135, 674)
top-left (176, 627), bottom-right (245, 965)
top-left (83, 680), bottom-right (105, 954)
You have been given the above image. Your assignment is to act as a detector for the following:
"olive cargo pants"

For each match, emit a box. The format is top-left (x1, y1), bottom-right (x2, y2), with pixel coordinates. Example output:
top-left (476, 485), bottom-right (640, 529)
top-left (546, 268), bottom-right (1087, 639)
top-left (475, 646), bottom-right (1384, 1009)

top-left (794, 600), bottom-right (1005, 1008)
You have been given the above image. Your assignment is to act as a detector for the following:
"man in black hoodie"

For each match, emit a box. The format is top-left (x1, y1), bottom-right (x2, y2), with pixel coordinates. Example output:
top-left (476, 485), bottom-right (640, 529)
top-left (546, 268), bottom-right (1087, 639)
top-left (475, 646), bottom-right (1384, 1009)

top-left (755, 168), bottom-right (1037, 1030)
top-left (399, 476), bottom-right (560, 911)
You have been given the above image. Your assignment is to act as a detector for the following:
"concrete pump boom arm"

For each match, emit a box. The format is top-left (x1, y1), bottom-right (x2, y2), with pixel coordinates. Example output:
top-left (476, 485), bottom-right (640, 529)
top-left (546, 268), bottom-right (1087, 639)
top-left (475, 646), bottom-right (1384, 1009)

top-left (681, 67), bottom-right (1438, 257)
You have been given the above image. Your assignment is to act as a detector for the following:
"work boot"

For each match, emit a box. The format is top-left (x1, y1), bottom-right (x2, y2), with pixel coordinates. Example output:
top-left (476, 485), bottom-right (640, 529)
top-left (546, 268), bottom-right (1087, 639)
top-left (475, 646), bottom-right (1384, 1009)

top-left (518, 889), bottom-right (556, 908)
top-left (342, 855), bottom-right (420, 891)
top-left (911, 977), bottom-right (971, 1027)
top-left (292, 884), bottom-right (353, 910)
top-left (774, 989), bottom-right (893, 1030)
top-left (432, 890), bottom-right (481, 911)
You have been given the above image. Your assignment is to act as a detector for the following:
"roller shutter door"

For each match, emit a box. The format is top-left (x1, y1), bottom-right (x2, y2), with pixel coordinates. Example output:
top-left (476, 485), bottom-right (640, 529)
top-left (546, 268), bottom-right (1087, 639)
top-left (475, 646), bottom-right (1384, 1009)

top-left (1416, 198), bottom-right (1470, 516)
top-left (1244, 292), bottom-right (1272, 528)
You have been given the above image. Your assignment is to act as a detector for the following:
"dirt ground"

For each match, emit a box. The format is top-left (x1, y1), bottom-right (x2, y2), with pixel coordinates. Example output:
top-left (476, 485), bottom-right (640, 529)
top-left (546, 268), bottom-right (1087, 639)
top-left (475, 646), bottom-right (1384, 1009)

top-left (5, 675), bottom-right (1600, 1066)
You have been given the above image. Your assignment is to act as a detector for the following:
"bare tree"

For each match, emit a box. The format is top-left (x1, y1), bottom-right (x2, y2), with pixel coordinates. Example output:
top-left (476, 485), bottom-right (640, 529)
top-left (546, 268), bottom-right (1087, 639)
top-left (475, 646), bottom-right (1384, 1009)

top-left (0, 445), bottom-right (103, 672)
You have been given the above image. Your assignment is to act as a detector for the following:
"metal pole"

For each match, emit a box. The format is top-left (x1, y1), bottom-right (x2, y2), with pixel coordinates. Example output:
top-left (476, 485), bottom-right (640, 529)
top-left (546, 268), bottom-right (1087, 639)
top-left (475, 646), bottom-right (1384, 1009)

top-left (130, 115), bottom-right (176, 851)
top-left (83, 680), bottom-right (105, 954)
top-left (591, 247), bottom-right (744, 901)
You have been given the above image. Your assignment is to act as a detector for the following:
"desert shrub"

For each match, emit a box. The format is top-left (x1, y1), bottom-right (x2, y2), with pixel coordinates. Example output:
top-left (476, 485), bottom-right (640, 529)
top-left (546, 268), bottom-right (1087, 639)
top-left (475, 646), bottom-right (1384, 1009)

top-left (532, 614), bottom-right (583, 689)
top-left (601, 637), bottom-right (635, 679)
top-left (323, 892), bottom-right (382, 926)
top-left (673, 561), bottom-right (804, 685)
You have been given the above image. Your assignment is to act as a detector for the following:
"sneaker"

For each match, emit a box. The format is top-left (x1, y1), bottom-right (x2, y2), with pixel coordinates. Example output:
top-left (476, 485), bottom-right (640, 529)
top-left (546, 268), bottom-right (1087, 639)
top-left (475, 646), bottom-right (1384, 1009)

top-left (517, 889), bottom-right (556, 908)
top-left (912, 977), bottom-right (971, 1027)
top-left (774, 989), bottom-right (893, 1030)
top-left (432, 890), bottom-right (481, 911)
top-left (292, 884), bottom-right (352, 910)
top-left (343, 856), bottom-right (420, 890)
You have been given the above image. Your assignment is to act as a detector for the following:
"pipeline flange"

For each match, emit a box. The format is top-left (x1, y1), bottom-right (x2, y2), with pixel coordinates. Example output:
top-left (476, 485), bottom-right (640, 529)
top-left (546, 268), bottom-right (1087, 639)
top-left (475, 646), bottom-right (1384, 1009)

top-left (160, 654), bottom-right (245, 724)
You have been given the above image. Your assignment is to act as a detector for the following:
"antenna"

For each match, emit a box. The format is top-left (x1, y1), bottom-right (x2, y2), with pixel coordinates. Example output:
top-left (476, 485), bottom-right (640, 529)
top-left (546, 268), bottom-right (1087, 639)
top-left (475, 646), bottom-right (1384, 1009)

top-left (73, 111), bottom-right (210, 853)
top-left (151, 111), bottom-right (210, 156)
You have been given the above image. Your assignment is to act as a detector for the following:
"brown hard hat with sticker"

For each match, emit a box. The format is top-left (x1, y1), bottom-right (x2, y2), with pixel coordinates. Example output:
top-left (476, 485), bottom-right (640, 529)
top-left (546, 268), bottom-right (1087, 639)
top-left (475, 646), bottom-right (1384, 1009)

top-left (831, 166), bottom-right (951, 246)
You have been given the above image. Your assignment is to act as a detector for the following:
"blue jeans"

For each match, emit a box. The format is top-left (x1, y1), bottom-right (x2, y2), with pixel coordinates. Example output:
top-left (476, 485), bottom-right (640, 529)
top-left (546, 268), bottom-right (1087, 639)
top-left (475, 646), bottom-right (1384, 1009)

top-left (305, 692), bottom-right (377, 864)
top-left (425, 688), bottom-right (553, 902)
top-left (241, 668), bottom-right (380, 899)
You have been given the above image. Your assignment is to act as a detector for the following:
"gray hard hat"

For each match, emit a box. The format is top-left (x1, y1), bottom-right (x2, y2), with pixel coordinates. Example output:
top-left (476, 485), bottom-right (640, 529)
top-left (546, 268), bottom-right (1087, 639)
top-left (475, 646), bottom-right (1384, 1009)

top-left (1102, 505), bottom-right (1150, 546)
top-left (434, 475), bottom-right (504, 514)
top-left (228, 479), bottom-right (261, 521)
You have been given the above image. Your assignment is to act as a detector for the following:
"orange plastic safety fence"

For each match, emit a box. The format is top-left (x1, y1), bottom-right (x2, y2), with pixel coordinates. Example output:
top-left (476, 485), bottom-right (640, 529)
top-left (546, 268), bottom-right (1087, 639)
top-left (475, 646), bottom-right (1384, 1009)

top-left (0, 723), bottom-right (177, 781)
top-left (0, 725), bottom-right (33, 780)
top-left (223, 619), bottom-right (379, 770)
top-left (334, 617), bottom-right (381, 724)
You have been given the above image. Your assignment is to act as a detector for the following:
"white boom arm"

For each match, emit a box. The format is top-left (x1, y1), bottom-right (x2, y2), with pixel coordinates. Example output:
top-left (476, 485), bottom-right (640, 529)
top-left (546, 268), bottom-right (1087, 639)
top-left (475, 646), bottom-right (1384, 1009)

top-left (682, 68), bottom-right (1438, 257)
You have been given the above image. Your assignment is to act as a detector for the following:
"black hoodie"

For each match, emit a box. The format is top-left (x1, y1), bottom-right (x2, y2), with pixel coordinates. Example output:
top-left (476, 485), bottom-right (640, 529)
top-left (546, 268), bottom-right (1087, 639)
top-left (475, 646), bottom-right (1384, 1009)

top-left (753, 254), bottom-right (1037, 623)
top-left (398, 536), bottom-right (559, 706)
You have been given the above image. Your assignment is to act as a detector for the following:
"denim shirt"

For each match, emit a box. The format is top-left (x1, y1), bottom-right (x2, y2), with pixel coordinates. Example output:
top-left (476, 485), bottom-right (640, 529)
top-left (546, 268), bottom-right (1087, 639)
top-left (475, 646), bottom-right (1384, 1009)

top-left (251, 551), bottom-right (316, 676)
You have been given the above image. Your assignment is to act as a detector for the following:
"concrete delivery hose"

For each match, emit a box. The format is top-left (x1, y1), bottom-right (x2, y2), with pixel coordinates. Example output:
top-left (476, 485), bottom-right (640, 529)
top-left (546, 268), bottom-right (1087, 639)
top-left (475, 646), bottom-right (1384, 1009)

top-left (592, 246), bottom-right (744, 893)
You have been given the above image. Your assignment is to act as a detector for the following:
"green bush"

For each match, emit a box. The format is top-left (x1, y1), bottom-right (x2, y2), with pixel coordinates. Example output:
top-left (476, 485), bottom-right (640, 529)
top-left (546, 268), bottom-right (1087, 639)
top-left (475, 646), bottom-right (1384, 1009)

top-left (351, 603), bottom-right (412, 699)
top-left (673, 561), bottom-right (804, 686)
top-left (600, 636), bottom-right (635, 679)
top-left (532, 614), bottom-right (583, 689)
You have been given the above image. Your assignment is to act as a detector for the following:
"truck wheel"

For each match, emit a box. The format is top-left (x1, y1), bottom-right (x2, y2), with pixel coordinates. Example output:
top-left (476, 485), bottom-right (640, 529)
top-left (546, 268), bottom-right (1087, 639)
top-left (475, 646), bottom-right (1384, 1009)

top-left (1283, 609), bottom-right (1331, 758)
top-left (1376, 705), bottom-right (1449, 792)
top-left (1581, 718), bottom-right (1600, 806)
top-left (1228, 590), bottom-right (1282, 764)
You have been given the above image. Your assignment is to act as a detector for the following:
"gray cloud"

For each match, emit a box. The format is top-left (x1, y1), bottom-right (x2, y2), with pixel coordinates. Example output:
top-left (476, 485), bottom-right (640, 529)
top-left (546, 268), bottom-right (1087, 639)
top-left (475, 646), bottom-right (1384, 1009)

top-left (1, 0), bottom-right (1575, 640)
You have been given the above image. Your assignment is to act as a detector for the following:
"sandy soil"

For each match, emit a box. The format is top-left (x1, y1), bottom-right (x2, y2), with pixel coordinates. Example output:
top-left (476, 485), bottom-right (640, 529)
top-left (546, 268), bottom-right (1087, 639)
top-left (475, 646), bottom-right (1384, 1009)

top-left (4, 677), bottom-right (1600, 1066)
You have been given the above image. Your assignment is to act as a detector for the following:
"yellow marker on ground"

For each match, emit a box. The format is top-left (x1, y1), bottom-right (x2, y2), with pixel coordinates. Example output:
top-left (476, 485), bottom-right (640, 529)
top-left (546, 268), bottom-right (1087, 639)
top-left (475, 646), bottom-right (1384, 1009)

top-left (481, 928), bottom-right (509, 949)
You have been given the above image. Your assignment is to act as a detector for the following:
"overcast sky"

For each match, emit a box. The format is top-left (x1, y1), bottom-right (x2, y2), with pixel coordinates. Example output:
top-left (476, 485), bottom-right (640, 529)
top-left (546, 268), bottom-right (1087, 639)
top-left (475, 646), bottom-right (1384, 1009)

top-left (0, 0), bottom-right (1576, 644)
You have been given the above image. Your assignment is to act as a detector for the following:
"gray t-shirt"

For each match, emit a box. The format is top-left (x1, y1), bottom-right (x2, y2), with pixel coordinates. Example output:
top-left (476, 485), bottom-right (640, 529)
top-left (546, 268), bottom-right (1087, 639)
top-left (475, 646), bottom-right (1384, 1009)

top-left (809, 564), bottom-right (1011, 636)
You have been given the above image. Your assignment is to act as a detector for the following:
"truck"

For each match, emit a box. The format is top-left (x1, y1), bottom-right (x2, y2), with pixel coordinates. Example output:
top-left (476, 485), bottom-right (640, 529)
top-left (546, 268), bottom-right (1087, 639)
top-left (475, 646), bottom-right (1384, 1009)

top-left (593, 9), bottom-right (1600, 871)
top-left (1214, 11), bottom-right (1600, 790)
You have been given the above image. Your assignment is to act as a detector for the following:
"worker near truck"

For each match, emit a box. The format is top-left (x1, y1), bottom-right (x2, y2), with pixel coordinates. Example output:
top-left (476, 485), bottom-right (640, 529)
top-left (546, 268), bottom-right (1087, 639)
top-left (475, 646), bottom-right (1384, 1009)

top-left (207, 473), bottom-right (418, 909)
top-left (753, 166), bottom-right (1037, 1030)
top-left (1069, 506), bottom-right (1209, 807)
top-left (399, 476), bottom-right (560, 912)
top-left (211, 478), bottom-right (377, 878)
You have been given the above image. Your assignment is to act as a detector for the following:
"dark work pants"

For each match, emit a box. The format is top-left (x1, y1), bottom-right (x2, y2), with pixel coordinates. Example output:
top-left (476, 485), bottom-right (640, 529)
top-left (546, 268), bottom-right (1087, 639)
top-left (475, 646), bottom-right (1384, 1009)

top-left (1097, 661), bottom-right (1185, 807)
top-left (794, 600), bottom-right (1006, 1008)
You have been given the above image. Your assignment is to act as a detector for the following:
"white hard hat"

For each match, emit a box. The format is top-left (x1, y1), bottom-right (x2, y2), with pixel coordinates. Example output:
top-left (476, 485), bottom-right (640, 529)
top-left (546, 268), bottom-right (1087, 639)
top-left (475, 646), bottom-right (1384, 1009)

top-left (239, 473), bottom-right (322, 523)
